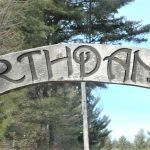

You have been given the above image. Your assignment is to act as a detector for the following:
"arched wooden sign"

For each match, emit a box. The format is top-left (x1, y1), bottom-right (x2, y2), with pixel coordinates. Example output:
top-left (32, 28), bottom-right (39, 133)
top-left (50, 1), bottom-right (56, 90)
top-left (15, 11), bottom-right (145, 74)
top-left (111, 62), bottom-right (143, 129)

top-left (0, 43), bottom-right (150, 94)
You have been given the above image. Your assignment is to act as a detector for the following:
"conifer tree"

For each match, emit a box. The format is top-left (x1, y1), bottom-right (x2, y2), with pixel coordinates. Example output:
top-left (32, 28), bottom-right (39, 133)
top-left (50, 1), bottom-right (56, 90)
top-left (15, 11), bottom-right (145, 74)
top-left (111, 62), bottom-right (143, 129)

top-left (0, 0), bottom-right (24, 54)
top-left (134, 129), bottom-right (147, 149)
top-left (1, 0), bottom-right (150, 150)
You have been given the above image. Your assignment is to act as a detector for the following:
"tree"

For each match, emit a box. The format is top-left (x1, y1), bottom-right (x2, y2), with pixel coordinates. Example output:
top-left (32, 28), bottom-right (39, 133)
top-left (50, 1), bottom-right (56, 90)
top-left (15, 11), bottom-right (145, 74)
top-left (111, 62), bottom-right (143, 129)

top-left (0, 89), bottom-right (26, 149)
top-left (1, 0), bottom-right (150, 149)
top-left (17, 0), bottom-right (150, 48)
top-left (0, 0), bottom-right (24, 54)
top-left (134, 129), bottom-right (147, 149)
top-left (118, 136), bottom-right (131, 150)
top-left (101, 136), bottom-right (112, 150)
top-left (87, 95), bottom-right (111, 149)
top-left (3, 83), bottom-right (82, 150)
top-left (14, 1), bottom-right (112, 149)
top-left (43, 0), bottom-right (150, 44)
top-left (146, 137), bottom-right (150, 149)
top-left (77, 95), bottom-right (111, 149)
top-left (112, 139), bottom-right (119, 149)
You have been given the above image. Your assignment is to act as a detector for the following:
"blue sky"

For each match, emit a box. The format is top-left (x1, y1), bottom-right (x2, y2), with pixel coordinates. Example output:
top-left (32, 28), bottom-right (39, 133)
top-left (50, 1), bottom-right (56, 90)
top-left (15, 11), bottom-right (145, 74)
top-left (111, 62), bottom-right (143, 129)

top-left (97, 0), bottom-right (150, 141)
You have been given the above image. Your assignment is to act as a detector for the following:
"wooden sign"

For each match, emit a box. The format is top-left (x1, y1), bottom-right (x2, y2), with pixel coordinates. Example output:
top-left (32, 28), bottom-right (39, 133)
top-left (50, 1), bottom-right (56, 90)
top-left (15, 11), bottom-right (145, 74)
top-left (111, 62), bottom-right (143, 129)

top-left (0, 44), bottom-right (150, 94)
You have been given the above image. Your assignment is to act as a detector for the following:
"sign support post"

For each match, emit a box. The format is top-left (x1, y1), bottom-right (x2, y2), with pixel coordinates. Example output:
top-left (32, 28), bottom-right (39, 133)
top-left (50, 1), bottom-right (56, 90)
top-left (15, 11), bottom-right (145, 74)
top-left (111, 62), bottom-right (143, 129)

top-left (81, 82), bottom-right (90, 150)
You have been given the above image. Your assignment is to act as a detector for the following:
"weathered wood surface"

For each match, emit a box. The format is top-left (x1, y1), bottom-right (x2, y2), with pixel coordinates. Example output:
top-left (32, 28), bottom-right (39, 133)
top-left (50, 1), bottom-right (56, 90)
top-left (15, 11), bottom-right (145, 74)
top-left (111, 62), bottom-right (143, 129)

top-left (0, 43), bottom-right (150, 94)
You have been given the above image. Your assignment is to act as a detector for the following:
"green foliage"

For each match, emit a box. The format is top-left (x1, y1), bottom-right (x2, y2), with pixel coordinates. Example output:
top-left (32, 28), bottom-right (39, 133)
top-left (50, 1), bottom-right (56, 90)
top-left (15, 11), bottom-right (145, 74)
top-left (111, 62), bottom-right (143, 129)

top-left (111, 129), bottom-right (150, 150)
top-left (77, 96), bottom-right (111, 149)
top-left (102, 136), bottom-right (112, 150)
top-left (88, 99), bottom-right (111, 149)
top-left (17, 0), bottom-right (52, 49)
top-left (0, 0), bottom-right (150, 149)
top-left (42, 0), bottom-right (150, 44)
top-left (134, 129), bottom-right (147, 149)
top-left (18, 0), bottom-right (150, 48)
top-left (118, 136), bottom-right (131, 150)
top-left (0, 90), bottom-right (25, 140)
top-left (8, 83), bottom-right (83, 149)
top-left (0, 0), bottom-right (24, 54)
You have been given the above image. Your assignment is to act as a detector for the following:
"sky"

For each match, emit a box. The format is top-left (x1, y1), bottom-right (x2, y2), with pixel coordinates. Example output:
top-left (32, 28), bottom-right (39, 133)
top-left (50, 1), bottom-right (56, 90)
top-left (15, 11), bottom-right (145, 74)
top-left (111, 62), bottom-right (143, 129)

top-left (97, 0), bottom-right (150, 142)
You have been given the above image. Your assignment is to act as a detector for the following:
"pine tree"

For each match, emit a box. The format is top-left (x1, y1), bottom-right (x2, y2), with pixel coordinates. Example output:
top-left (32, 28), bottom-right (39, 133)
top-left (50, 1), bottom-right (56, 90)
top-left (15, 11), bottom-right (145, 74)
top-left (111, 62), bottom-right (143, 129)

top-left (43, 0), bottom-right (150, 44)
top-left (134, 129), bottom-right (147, 149)
top-left (0, 0), bottom-right (24, 54)
top-left (4, 83), bottom-right (82, 150)
top-left (118, 136), bottom-right (130, 150)
top-left (1, 0), bottom-right (150, 149)
top-left (13, 1), bottom-right (111, 149)
top-left (0, 89), bottom-right (26, 149)
top-left (102, 136), bottom-right (112, 150)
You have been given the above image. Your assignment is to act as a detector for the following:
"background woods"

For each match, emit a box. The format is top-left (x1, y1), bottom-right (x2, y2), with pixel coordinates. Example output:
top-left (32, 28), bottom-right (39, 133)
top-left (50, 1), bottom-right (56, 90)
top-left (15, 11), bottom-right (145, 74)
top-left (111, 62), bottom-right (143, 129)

top-left (0, 0), bottom-right (150, 150)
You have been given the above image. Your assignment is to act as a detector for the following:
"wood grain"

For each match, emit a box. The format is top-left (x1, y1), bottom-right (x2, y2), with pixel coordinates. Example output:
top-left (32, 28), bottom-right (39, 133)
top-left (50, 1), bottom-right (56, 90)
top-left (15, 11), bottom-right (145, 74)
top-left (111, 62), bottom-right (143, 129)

top-left (0, 43), bottom-right (150, 94)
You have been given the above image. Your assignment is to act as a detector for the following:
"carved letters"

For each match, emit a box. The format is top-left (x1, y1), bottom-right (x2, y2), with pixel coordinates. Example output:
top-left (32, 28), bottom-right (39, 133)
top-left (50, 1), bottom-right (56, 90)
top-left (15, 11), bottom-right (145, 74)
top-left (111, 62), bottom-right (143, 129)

top-left (73, 45), bottom-right (101, 77)
top-left (0, 44), bottom-right (149, 94)
top-left (104, 48), bottom-right (132, 82)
